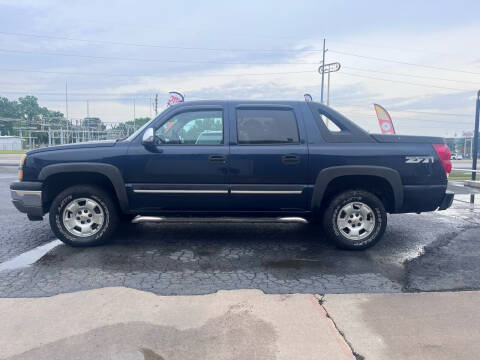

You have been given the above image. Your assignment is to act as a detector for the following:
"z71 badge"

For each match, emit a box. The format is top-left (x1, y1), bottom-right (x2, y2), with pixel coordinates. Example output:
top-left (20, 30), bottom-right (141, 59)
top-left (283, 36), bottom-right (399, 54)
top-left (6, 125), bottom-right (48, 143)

top-left (405, 156), bottom-right (435, 163)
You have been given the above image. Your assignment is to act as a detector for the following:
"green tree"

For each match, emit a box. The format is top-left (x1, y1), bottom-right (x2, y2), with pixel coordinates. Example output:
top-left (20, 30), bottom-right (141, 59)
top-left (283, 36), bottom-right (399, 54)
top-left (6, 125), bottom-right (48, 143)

top-left (0, 95), bottom-right (66, 142)
top-left (82, 117), bottom-right (105, 130)
top-left (17, 96), bottom-right (44, 124)
top-left (0, 97), bottom-right (20, 135)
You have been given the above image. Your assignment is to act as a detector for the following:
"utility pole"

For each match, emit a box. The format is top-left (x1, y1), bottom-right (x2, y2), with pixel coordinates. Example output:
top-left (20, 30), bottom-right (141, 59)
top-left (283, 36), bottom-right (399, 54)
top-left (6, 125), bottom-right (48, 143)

top-left (133, 98), bottom-right (136, 130)
top-left (327, 71), bottom-right (331, 106)
top-left (320, 38), bottom-right (326, 104)
top-left (154, 94), bottom-right (158, 115)
top-left (65, 82), bottom-right (69, 121)
top-left (471, 90), bottom-right (480, 204)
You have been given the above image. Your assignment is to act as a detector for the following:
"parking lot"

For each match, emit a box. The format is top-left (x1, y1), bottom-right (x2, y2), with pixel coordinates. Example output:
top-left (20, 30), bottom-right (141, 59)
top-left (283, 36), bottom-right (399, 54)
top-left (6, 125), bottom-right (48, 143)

top-left (1, 164), bottom-right (480, 298)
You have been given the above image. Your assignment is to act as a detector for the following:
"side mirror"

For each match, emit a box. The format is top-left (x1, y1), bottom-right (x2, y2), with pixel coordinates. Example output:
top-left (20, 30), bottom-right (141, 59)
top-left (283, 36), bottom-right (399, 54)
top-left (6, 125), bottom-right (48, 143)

top-left (142, 128), bottom-right (154, 145)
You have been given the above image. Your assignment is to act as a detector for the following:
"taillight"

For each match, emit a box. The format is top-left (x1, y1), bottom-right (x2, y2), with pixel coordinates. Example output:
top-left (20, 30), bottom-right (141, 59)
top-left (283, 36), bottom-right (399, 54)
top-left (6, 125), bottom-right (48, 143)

top-left (432, 144), bottom-right (452, 175)
top-left (18, 154), bottom-right (27, 181)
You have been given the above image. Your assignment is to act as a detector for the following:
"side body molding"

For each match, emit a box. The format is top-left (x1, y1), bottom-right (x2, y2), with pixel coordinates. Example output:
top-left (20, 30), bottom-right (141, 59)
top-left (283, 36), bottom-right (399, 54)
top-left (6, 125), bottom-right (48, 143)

top-left (312, 165), bottom-right (404, 212)
top-left (38, 162), bottom-right (129, 212)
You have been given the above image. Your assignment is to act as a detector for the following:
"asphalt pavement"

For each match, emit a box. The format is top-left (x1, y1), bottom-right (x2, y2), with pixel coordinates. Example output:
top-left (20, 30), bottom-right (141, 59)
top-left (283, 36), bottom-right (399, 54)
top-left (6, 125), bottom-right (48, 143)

top-left (0, 165), bottom-right (479, 298)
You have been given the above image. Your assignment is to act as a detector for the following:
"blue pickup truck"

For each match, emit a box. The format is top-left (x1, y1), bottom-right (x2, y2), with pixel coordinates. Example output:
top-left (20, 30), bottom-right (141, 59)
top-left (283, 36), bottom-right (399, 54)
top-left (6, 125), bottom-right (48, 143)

top-left (10, 100), bottom-right (453, 249)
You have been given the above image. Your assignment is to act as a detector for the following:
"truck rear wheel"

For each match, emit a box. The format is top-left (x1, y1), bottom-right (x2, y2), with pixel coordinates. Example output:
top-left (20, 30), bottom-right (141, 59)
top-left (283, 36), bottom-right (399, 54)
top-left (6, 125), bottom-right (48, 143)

top-left (323, 190), bottom-right (387, 250)
top-left (49, 185), bottom-right (119, 246)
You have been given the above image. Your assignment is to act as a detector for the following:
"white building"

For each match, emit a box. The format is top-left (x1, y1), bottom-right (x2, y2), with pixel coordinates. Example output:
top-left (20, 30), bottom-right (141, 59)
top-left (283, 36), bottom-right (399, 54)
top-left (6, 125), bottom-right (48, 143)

top-left (0, 136), bottom-right (22, 151)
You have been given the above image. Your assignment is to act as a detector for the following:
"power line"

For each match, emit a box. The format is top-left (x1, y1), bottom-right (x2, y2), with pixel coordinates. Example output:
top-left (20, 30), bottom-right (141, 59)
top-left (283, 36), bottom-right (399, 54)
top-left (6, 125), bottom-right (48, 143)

top-left (0, 31), bottom-right (324, 53)
top-left (394, 109), bottom-right (472, 118)
top-left (333, 103), bottom-right (472, 117)
top-left (1, 47), bottom-right (478, 86)
top-left (332, 40), bottom-right (453, 57)
top-left (0, 48), bottom-right (318, 65)
top-left (342, 66), bottom-right (480, 85)
top-left (330, 49), bottom-right (480, 76)
top-left (340, 110), bottom-right (473, 125)
top-left (3, 30), bottom-right (479, 76)
top-left (1, 90), bottom-right (161, 97)
top-left (0, 28), bottom-right (457, 58)
top-left (338, 71), bottom-right (474, 92)
top-left (341, 110), bottom-right (473, 123)
top-left (0, 67), bottom-right (313, 78)
top-left (1, 97), bottom-right (151, 102)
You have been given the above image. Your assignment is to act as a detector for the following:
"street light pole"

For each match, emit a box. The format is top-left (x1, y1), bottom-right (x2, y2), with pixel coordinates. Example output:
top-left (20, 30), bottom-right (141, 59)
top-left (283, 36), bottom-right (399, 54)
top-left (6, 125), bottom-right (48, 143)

top-left (470, 90), bottom-right (479, 203)
top-left (320, 38), bottom-right (326, 104)
top-left (327, 71), bottom-right (331, 106)
top-left (133, 98), bottom-right (136, 131)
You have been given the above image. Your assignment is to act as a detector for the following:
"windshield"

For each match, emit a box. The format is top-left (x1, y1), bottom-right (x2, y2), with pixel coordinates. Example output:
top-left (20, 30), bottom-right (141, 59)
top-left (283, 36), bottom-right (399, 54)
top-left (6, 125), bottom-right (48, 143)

top-left (125, 116), bottom-right (157, 141)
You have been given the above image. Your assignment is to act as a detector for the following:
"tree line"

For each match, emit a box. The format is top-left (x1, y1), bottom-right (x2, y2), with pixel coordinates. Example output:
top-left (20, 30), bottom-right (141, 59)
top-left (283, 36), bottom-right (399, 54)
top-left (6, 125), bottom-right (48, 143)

top-left (0, 95), bottom-right (151, 141)
top-left (0, 96), bottom-right (65, 136)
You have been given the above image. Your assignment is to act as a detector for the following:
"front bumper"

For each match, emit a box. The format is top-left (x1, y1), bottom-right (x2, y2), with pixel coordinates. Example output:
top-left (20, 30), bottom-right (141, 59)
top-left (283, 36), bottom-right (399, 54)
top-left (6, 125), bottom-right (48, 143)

top-left (438, 190), bottom-right (454, 210)
top-left (10, 181), bottom-right (44, 220)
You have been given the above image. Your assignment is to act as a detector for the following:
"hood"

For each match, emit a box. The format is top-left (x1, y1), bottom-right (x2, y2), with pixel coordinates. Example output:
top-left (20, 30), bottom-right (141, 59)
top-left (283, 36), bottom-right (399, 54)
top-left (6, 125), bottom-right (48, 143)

top-left (27, 140), bottom-right (118, 155)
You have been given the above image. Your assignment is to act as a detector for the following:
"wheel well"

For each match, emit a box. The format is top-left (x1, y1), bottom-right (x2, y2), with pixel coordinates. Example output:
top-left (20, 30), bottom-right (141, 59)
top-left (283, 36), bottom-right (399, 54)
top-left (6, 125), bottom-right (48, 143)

top-left (320, 175), bottom-right (395, 212)
top-left (43, 172), bottom-right (119, 212)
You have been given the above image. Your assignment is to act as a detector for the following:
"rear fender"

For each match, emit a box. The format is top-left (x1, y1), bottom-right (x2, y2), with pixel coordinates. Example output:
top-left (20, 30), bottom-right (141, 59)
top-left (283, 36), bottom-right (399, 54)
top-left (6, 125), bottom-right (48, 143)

top-left (312, 165), bottom-right (403, 212)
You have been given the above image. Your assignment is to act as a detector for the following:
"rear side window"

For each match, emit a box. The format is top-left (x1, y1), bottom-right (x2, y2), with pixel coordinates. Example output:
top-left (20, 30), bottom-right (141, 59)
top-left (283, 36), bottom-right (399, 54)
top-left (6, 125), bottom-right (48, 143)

top-left (237, 109), bottom-right (299, 145)
top-left (307, 102), bottom-right (373, 143)
top-left (319, 112), bottom-right (342, 132)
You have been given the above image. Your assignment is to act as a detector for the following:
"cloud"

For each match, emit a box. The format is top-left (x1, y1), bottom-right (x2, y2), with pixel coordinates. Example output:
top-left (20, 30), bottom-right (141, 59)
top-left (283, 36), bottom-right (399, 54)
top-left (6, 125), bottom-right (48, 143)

top-left (1, 0), bottom-right (480, 137)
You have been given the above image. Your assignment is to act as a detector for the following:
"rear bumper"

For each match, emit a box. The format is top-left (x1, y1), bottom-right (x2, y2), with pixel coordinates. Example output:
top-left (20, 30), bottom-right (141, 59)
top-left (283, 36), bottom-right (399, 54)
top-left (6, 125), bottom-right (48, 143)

top-left (10, 181), bottom-right (44, 220)
top-left (398, 184), bottom-right (451, 213)
top-left (438, 191), bottom-right (454, 210)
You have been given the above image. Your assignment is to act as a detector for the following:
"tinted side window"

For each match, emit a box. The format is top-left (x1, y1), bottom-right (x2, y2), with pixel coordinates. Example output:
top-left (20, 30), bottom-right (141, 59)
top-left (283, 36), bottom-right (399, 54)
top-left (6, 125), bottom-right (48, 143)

top-left (237, 109), bottom-right (299, 145)
top-left (318, 112), bottom-right (344, 133)
top-left (155, 110), bottom-right (223, 145)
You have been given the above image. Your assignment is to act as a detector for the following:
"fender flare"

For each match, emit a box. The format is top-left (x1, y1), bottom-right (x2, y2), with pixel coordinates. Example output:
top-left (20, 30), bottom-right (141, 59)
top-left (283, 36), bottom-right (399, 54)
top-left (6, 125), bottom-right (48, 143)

top-left (311, 165), bottom-right (403, 212)
top-left (38, 162), bottom-right (129, 212)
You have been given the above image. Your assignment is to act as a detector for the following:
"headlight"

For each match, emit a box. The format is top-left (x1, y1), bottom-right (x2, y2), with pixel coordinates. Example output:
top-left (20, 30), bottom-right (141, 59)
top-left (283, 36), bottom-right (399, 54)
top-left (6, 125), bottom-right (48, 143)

top-left (18, 154), bottom-right (27, 180)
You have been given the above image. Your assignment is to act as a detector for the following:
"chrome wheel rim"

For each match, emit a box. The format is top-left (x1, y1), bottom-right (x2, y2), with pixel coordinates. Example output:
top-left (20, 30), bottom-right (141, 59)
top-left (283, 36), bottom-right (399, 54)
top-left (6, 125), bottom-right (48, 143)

top-left (62, 197), bottom-right (105, 237)
top-left (336, 202), bottom-right (375, 241)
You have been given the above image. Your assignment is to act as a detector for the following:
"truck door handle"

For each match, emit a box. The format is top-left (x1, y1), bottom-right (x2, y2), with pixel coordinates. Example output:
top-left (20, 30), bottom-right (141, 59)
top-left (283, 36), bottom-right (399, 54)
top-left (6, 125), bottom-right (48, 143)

top-left (282, 154), bottom-right (300, 165)
top-left (208, 154), bottom-right (227, 163)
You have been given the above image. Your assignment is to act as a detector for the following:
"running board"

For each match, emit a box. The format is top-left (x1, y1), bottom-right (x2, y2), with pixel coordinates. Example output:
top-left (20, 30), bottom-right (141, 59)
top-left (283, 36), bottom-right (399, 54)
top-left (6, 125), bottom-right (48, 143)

top-left (131, 216), bottom-right (308, 224)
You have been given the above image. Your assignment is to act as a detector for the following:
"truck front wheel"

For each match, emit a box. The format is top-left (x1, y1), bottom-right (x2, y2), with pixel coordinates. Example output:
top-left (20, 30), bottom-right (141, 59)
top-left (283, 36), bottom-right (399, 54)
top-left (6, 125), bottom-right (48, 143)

top-left (323, 190), bottom-right (387, 250)
top-left (49, 185), bottom-right (119, 246)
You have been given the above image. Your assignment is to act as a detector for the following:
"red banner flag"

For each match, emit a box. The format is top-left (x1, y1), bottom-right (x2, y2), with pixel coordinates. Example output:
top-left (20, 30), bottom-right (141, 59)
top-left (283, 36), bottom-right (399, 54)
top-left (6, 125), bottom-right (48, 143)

top-left (374, 104), bottom-right (396, 134)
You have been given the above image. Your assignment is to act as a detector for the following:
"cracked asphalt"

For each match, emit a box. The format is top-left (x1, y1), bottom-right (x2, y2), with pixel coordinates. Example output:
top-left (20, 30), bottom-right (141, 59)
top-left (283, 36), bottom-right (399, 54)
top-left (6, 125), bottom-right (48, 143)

top-left (1, 165), bottom-right (479, 298)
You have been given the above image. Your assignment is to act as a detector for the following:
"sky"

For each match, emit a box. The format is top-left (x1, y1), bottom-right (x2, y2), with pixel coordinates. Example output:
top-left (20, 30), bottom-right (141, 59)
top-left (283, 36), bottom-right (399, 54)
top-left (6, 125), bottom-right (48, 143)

top-left (0, 0), bottom-right (479, 136)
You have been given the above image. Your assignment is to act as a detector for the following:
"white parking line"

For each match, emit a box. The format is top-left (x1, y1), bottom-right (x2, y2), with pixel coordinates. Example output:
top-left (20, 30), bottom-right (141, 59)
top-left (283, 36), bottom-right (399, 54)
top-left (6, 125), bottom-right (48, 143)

top-left (0, 240), bottom-right (62, 272)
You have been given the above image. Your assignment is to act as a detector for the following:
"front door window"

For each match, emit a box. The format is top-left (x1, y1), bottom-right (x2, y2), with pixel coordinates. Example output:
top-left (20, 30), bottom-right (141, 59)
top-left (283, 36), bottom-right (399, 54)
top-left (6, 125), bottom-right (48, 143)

top-left (155, 110), bottom-right (223, 145)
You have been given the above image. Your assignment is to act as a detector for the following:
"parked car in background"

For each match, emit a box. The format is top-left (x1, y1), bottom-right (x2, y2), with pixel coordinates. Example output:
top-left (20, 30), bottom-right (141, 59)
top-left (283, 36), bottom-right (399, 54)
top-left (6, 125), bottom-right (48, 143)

top-left (11, 101), bottom-right (453, 250)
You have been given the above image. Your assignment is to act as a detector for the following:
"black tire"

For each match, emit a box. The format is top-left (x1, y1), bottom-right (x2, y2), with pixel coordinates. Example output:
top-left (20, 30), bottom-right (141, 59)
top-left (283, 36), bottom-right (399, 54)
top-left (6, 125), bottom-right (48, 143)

top-left (323, 190), bottom-right (387, 250)
top-left (49, 185), bottom-right (119, 246)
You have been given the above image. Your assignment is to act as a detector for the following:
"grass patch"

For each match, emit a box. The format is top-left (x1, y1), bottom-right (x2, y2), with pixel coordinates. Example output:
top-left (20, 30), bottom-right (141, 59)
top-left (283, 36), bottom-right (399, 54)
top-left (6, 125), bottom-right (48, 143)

top-left (449, 172), bottom-right (472, 180)
top-left (0, 150), bottom-right (26, 154)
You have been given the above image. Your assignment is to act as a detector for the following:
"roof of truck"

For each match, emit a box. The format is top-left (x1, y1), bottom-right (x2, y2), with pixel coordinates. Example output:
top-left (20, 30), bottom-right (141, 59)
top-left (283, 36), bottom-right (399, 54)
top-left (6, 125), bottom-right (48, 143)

top-left (168, 100), bottom-right (313, 107)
